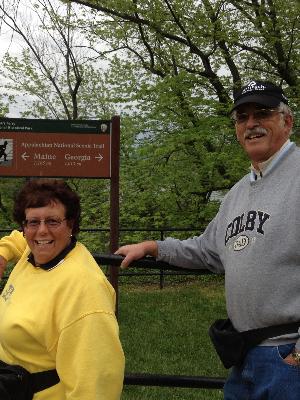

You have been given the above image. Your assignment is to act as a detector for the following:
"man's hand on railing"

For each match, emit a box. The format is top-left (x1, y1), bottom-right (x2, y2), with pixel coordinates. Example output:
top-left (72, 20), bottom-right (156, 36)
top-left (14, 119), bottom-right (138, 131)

top-left (115, 241), bottom-right (158, 269)
top-left (94, 253), bottom-right (212, 274)
top-left (0, 255), bottom-right (7, 279)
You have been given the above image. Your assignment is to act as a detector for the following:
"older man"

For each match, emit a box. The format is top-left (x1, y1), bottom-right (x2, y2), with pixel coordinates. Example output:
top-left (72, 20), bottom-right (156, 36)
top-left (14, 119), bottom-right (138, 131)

top-left (117, 80), bottom-right (300, 399)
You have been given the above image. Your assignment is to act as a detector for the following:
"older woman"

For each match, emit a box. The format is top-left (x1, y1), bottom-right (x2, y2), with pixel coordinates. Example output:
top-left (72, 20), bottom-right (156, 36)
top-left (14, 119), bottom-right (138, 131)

top-left (0, 179), bottom-right (124, 399)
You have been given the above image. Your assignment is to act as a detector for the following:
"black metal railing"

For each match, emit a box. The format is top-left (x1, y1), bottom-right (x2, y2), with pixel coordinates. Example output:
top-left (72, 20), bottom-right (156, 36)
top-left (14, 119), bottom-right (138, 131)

top-left (94, 253), bottom-right (213, 274)
top-left (124, 372), bottom-right (225, 389)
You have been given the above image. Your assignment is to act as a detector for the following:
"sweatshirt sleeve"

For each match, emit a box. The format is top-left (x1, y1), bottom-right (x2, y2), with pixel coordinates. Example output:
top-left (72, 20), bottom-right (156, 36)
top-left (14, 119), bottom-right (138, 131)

top-left (0, 230), bottom-right (27, 262)
top-left (55, 312), bottom-right (125, 400)
top-left (157, 214), bottom-right (224, 273)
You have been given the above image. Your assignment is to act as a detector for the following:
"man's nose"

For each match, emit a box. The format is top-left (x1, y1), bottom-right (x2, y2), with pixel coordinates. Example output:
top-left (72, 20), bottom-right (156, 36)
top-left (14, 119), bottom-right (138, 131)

top-left (245, 113), bottom-right (260, 128)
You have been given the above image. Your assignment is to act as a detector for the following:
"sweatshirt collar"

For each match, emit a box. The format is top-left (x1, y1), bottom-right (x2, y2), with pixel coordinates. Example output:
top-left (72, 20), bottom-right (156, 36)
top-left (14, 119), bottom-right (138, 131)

top-left (28, 236), bottom-right (77, 271)
top-left (250, 139), bottom-right (292, 181)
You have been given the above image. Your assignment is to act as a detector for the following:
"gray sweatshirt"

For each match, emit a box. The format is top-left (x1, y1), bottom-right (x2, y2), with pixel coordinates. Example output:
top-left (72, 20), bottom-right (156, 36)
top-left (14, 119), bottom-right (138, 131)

top-left (157, 142), bottom-right (300, 348)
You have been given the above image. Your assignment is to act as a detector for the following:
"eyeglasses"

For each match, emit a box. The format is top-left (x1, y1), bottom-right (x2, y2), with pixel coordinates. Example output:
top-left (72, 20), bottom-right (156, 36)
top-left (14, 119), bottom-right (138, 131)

top-left (23, 218), bottom-right (67, 230)
top-left (232, 108), bottom-right (284, 124)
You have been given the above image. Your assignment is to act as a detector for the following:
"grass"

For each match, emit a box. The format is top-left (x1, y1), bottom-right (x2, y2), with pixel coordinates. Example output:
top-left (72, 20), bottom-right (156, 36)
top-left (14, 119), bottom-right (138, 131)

top-left (118, 275), bottom-right (228, 399)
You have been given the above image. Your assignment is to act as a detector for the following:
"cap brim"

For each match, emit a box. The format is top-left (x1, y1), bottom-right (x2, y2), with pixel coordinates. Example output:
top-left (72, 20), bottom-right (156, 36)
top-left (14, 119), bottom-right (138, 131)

top-left (231, 94), bottom-right (281, 113)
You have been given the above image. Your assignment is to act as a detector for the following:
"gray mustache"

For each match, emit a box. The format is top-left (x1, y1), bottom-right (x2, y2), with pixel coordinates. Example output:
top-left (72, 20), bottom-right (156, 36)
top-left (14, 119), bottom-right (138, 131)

top-left (244, 127), bottom-right (267, 139)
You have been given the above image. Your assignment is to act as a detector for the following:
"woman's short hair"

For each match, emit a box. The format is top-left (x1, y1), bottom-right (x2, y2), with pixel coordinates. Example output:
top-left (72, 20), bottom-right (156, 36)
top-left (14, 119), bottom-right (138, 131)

top-left (13, 179), bottom-right (81, 235)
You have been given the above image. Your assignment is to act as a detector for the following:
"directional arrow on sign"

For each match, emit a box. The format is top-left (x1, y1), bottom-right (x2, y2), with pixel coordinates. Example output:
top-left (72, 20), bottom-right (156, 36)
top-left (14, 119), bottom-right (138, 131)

top-left (21, 152), bottom-right (30, 161)
top-left (95, 154), bottom-right (103, 162)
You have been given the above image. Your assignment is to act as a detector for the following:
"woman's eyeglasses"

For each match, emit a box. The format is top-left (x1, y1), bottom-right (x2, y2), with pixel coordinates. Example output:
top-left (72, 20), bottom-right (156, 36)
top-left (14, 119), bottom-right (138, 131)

top-left (23, 218), bottom-right (67, 230)
top-left (232, 108), bottom-right (284, 124)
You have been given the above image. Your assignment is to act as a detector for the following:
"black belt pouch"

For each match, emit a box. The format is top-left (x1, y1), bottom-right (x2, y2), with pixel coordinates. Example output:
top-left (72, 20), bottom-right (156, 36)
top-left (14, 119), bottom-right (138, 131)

top-left (209, 318), bottom-right (300, 369)
top-left (208, 318), bottom-right (248, 369)
top-left (0, 361), bottom-right (33, 400)
top-left (0, 360), bottom-right (59, 400)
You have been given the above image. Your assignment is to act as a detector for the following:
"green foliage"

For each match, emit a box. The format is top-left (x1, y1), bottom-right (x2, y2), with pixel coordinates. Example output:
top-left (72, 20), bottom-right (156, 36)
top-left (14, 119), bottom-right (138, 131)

top-left (72, 0), bottom-right (300, 117)
top-left (0, 178), bottom-right (25, 229)
top-left (116, 95), bottom-right (248, 231)
top-left (0, 97), bottom-right (10, 117)
top-left (68, 178), bottom-right (111, 251)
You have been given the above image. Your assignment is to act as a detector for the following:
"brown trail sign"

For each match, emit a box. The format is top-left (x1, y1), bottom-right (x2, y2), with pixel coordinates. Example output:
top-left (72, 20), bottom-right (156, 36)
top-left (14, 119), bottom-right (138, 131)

top-left (0, 118), bottom-right (112, 178)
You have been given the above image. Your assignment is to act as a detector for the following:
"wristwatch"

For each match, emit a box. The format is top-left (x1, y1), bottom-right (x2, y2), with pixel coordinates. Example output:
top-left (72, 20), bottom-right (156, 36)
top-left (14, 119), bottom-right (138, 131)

top-left (291, 349), bottom-right (300, 364)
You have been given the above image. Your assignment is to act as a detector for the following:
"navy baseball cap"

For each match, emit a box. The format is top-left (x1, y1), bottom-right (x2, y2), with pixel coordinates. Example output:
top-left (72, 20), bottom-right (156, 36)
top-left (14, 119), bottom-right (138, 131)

top-left (231, 80), bottom-right (288, 112)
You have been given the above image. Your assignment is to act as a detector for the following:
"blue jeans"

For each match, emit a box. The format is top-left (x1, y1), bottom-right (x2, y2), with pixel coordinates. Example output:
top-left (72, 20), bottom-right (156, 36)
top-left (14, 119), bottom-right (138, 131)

top-left (224, 343), bottom-right (300, 399)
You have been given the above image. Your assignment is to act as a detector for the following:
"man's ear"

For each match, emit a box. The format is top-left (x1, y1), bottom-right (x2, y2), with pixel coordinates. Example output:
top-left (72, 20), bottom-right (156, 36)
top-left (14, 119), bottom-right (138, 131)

top-left (284, 113), bottom-right (293, 131)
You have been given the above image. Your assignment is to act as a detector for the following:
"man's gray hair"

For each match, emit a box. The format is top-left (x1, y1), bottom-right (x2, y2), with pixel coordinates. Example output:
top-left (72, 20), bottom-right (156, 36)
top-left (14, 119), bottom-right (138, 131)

top-left (278, 102), bottom-right (293, 135)
top-left (278, 102), bottom-right (293, 116)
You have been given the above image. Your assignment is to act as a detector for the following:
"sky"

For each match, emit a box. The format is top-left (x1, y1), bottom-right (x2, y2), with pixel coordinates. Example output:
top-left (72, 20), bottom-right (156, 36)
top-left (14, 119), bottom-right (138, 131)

top-left (0, 0), bottom-right (120, 119)
top-left (0, 23), bottom-right (25, 117)
top-left (0, 0), bottom-right (107, 118)
top-left (0, 1), bottom-right (54, 117)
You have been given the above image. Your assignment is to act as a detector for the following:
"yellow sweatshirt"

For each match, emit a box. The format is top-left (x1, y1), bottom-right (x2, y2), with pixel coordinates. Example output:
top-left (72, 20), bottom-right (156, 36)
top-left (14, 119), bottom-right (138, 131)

top-left (0, 230), bottom-right (125, 399)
